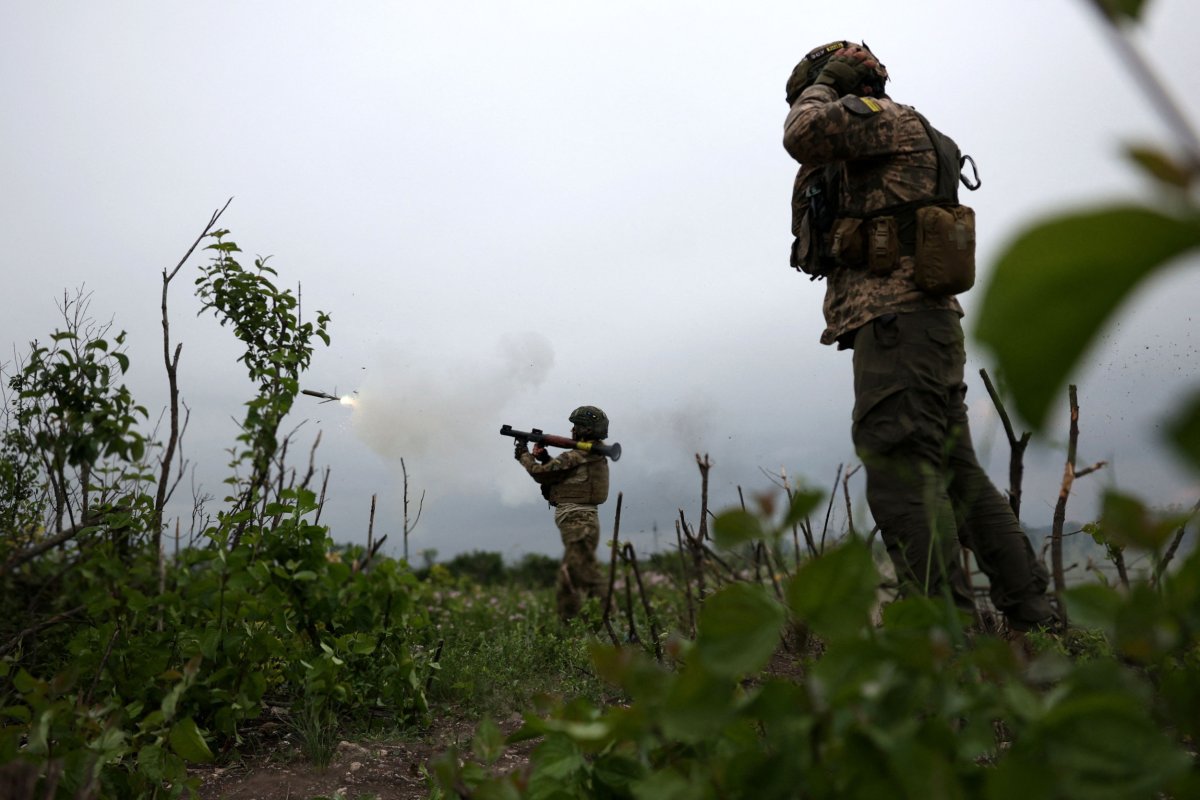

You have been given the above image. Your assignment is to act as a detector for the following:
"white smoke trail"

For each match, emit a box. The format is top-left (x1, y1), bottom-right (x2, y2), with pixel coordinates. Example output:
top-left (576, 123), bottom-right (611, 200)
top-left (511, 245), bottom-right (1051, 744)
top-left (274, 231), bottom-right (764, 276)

top-left (346, 332), bottom-right (555, 502)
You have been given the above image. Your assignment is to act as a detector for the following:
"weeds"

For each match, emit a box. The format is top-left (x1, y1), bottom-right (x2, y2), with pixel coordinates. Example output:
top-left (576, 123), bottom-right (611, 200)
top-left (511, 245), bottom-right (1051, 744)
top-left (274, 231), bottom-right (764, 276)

top-left (288, 698), bottom-right (339, 771)
top-left (421, 582), bottom-right (608, 716)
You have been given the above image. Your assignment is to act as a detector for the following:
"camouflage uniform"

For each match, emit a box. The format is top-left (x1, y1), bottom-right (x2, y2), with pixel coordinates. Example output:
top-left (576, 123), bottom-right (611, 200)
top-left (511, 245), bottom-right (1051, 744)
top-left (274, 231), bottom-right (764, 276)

top-left (783, 83), bottom-right (1055, 629)
top-left (519, 448), bottom-right (608, 620)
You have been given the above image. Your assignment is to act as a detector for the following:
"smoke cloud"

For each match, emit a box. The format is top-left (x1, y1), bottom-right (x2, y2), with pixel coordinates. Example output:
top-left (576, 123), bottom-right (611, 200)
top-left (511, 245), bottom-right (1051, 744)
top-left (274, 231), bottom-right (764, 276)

top-left (347, 332), bottom-right (555, 503)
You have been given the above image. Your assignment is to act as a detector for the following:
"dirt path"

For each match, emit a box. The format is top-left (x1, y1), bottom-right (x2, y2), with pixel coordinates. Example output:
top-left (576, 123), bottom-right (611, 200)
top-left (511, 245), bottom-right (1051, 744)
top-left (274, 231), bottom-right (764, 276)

top-left (194, 714), bottom-right (533, 800)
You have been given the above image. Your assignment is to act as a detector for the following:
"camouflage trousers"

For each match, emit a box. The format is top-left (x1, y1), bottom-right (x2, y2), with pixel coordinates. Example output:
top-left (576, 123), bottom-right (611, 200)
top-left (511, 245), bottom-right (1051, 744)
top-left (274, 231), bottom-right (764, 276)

top-left (850, 310), bottom-right (1055, 630)
top-left (553, 503), bottom-right (602, 621)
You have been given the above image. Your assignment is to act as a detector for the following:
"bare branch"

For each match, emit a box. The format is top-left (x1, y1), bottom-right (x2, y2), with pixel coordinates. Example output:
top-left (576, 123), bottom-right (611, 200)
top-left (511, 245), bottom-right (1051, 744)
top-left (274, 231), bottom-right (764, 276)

top-left (1051, 385), bottom-right (1082, 622)
top-left (1153, 497), bottom-right (1200, 587)
top-left (155, 199), bottom-right (232, 545)
top-left (1, 516), bottom-right (101, 578)
top-left (980, 368), bottom-right (1032, 518)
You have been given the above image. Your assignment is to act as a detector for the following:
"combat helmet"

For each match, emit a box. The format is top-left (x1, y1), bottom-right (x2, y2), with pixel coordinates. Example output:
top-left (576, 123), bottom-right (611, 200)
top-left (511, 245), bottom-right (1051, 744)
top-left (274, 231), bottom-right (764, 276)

top-left (569, 405), bottom-right (609, 440)
top-left (785, 40), bottom-right (888, 104)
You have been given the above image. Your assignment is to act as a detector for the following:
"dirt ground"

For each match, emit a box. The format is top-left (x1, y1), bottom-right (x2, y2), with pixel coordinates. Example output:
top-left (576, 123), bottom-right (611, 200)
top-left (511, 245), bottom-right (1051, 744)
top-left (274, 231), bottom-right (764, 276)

top-left (193, 714), bottom-right (534, 800)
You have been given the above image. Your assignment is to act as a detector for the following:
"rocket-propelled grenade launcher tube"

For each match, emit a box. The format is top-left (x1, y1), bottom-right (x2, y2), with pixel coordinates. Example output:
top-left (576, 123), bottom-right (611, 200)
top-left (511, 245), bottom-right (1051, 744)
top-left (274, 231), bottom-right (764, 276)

top-left (500, 424), bottom-right (622, 462)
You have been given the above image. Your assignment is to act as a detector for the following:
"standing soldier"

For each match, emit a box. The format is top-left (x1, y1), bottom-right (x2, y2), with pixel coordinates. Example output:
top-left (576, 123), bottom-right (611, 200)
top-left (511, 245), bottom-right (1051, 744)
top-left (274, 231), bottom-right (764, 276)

top-left (782, 41), bottom-right (1057, 631)
top-left (514, 406), bottom-right (610, 621)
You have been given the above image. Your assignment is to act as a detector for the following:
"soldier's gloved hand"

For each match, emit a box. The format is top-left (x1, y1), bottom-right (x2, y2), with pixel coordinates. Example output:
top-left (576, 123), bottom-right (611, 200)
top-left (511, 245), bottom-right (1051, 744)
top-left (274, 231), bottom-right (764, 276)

top-left (814, 50), bottom-right (877, 96)
top-left (514, 438), bottom-right (529, 460)
top-left (533, 443), bottom-right (551, 464)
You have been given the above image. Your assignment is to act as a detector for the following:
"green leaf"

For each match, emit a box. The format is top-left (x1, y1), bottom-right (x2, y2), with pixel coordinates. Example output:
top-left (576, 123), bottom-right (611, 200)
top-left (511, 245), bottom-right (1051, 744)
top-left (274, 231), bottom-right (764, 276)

top-left (660, 664), bottom-right (736, 742)
top-left (786, 539), bottom-right (879, 639)
top-left (1167, 390), bottom-right (1200, 469)
top-left (695, 582), bottom-right (785, 677)
top-left (1100, 490), bottom-right (1180, 550)
top-left (712, 509), bottom-right (765, 550)
top-left (168, 717), bottom-right (214, 762)
top-left (1126, 145), bottom-right (1195, 189)
top-left (975, 205), bottom-right (1200, 429)
top-left (137, 744), bottom-right (169, 782)
top-left (631, 769), bottom-right (693, 800)
top-left (292, 570), bottom-right (318, 582)
top-left (0, 705), bottom-right (31, 722)
top-left (349, 636), bottom-right (377, 655)
top-left (781, 488), bottom-right (823, 530)
top-left (1095, 0), bottom-right (1151, 21)
top-left (472, 717), bottom-right (505, 765)
top-left (592, 752), bottom-right (646, 794)
top-left (530, 733), bottom-right (585, 781)
top-left (1064, 583), bottom-right (1122, 633)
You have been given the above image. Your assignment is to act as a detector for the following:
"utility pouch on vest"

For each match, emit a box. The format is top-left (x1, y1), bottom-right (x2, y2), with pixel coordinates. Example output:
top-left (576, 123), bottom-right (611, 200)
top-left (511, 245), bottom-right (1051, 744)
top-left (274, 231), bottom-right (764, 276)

top-left (791, 213), bottom-right (814, 273)
top-left (866, 216), bottom-right (899, 275)
top-left (915, 204), bottom-right (976, 295)
top-left (829, 217), bottom-right (864, 267)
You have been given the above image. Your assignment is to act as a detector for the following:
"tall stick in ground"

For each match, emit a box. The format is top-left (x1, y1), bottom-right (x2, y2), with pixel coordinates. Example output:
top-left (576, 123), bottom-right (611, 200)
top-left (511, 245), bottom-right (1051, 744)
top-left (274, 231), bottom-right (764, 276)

top-left (153, 198), bottom-right (231, 547)
top-left (623, 542), bottom-right (663, 662)
top-left (695, 454), bottom-right (712, 542)
top-left (601, 493), bottom-right (624, 647)
top-left (842, 464), bottom-right (861, 538)
top-left (819, 464), bottom-right (843, 554)
top-left (680, 509), bottom-right (707, 603)
top-left (1051, 387), bottom-right (1080, 607)
top-left (401, 457), bottom-right (425, 564)
top-left (1153, 497), bottom-right (1200, 588)
top-left (1050, 385), bottom-right (1107, 621)
top-left (675, 520), bottom-right (696, 639)
top-left (980, 368), bottom-right (1031, 519)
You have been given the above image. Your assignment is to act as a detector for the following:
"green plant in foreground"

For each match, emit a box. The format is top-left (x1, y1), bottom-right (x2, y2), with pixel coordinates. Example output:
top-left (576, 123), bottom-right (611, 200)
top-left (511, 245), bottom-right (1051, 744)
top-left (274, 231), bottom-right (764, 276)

top-left (289, 695), bottom-right (339, 771)
top-left (437, 509), bottom-right (1200, 799)
top-left (0, 227), bottom-right (433, 797)
top-left (421, 580), bottom-right (607, 717)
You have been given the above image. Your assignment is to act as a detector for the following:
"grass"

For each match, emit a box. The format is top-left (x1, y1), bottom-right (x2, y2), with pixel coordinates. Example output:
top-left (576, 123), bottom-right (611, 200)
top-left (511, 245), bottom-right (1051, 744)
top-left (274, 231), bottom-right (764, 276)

top-left (420, 581), bottom-right (612, 717)
top-left (289, 696), bottom-right (340, 770)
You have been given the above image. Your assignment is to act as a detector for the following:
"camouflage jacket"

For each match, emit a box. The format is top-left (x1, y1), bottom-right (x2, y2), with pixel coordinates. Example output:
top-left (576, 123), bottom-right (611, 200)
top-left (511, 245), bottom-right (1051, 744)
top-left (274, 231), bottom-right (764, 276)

top-left (519, 448), bottom-right (609, 506)
top-left (783, 84), bottom-right (962, 346)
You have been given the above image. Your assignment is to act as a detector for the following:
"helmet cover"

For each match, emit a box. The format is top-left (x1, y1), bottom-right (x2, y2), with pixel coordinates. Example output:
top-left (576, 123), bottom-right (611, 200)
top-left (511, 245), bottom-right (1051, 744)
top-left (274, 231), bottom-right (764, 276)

top-left (569, 405), bottom-right (609, 439)
top-left (785, 40), bottom-right (888, 104)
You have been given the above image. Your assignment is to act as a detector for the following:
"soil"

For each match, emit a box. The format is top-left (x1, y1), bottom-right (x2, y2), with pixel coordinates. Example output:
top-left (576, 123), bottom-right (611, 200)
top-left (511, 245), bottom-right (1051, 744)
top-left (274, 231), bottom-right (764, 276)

top-left (193, 713), bottom-right (535, 800)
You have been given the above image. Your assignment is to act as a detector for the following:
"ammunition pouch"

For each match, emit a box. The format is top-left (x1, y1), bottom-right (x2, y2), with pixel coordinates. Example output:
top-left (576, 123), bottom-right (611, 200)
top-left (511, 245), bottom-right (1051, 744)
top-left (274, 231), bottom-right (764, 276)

top-left (866, 216), bottom-right (899, 275)
top-left (545, 454), bottom-right (609, 506)
top-left (789, 109), bottom-right (979, 294)
top-left (824, 215), bottom-right (900, 276)
top-left (828, 217), bottom-right (863, 267)
top-left (791, 165), bottom-right (841, 279)
top-left (914, 204), bottom-right (976, 295)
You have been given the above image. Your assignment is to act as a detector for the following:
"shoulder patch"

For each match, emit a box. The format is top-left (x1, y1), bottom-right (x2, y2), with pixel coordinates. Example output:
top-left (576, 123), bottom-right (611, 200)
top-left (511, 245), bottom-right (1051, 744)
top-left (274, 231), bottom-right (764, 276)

top-left (840, 95), bottom-right (884, 116)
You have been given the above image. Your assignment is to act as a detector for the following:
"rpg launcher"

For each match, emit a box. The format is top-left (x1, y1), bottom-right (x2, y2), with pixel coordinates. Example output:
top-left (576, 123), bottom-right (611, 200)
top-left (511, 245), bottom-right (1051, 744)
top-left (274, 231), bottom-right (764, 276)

top-left (500, 424), bottom-right (622, 462)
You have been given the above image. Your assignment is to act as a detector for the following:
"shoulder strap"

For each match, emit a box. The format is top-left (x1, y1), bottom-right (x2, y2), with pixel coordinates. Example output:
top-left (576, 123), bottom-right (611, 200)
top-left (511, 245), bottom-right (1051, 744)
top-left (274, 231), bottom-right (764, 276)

top-left (911, 109), bottom-right (981, 198)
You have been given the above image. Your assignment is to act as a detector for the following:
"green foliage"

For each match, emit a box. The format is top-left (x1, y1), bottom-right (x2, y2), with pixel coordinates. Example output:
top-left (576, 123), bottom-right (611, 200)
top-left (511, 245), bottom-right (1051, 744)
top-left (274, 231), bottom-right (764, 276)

top-left (507, 552), bottom-right (560, 589)
top-left (0, 229), bottom-right (432, 798)
top-left (421, 582), bottom-right (606, 717)
top-left (974, 205), bottom-right (1200, 432)
top-left (436, 535), bottom-right (1200, 799)
top-left (1168, 391), bottom-right (1200, 470)
top-left (442, 550), bottom-right (506, 585)
top-left (195, 231), bottom-right (330, 501)
top-left (1092, 0), bottom-right (1151, 22)
top-left (431, 11), bottom-right (1200, 795)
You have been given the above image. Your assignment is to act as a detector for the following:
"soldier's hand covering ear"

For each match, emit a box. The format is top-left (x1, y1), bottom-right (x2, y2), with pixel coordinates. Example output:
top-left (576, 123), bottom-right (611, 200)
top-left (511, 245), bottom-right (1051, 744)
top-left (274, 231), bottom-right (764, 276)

top-left (814, 48), bottom-right (879, 96)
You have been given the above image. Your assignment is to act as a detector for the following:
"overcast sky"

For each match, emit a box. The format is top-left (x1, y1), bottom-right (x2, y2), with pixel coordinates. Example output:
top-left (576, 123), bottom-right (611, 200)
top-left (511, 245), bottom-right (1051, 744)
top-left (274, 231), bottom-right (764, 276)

top-left (3, 0), bottom-right (1198, 563)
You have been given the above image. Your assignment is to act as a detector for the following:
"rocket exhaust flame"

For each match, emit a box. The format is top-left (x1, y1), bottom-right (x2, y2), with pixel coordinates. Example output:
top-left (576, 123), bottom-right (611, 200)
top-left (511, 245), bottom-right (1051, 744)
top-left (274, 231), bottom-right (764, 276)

top-left (301, 388), bottom-right (357, 406)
